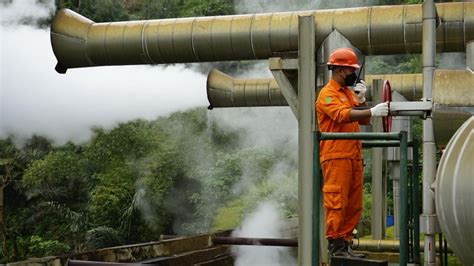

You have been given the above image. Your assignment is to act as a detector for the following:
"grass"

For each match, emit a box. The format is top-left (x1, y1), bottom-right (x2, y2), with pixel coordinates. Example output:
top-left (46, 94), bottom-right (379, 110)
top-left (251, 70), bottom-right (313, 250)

top-left (361, 226), bottom-right (463, 265)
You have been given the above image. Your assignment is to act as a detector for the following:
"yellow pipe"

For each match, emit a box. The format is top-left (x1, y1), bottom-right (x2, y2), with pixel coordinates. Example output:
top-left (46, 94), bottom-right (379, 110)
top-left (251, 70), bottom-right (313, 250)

top-left (207, 69), bottom-right (286, 108)
top-left (353, 239), bottom-right (452, 253)
top-left (51, 3), bottom-right (474, 72)
top-left (206, 68), bottom-right (474, 148)
top-left (207, 69), bottom-right (424, 105)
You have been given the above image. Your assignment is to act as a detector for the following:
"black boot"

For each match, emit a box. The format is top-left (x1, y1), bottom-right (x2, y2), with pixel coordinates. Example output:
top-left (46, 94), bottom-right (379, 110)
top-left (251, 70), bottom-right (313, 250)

top-left (344, 240), bottom-right (366, 258)
top-left (328, 238), bottom-right (346, 257)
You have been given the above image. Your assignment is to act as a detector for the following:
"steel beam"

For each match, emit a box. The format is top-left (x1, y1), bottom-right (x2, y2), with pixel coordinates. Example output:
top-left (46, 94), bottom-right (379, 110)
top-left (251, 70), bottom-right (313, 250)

top-left (371, 79), bottom-right (385, 240)
top-left (421, 2), bottom-right (438, 265)
top-left (297, 14), bottom-right (316, 266)
top-left (269, 58), bottom-right (299, 118)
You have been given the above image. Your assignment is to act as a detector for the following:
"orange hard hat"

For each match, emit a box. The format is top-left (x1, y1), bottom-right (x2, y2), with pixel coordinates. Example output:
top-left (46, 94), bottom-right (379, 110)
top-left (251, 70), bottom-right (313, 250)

top-left (327, 48), bottom-right (360, 69)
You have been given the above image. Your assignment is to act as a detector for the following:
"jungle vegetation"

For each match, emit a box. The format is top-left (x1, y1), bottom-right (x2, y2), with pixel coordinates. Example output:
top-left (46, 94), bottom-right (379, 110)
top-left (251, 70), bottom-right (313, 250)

top-left (1, 0), bottom-right (433, 263)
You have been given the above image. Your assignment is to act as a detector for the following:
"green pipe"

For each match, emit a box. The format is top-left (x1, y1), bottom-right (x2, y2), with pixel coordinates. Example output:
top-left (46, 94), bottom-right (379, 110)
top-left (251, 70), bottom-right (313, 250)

top-left (362, 141), bottom-right (416, 148)
top-left (408, 164), bottom-right (413, 262)
top-left (319, 132), bottom-right (401, 141)
top-left (400, 131), bottom-right (409, 265)
top-left (362, 141), bottom-right (401, 148)
top-left (410, 162), bottom-right (416, 262)
top-left (312, 132), bottom-right (321, 266)
top-left (412, 140), bottom-right (421, 263)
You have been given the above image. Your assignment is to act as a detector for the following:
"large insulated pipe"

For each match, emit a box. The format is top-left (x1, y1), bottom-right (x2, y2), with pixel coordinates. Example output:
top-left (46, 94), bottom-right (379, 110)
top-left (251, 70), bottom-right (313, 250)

top-left (206, 69), bottom-right (286, 108)
top-left (50, 3), bottom-right (474, 72)
top-left (435, 116), bottom-right (474, 266)
top-left (207, 69), bottom-right (474, 147)
top-left (207, 69), bottom-right (424, 106)
top-left (432, 70), bottom-right (474, 147)
top-left (207, 69), bottom-right (474, 105)
top-left (421, 1), bottom-right (437, 265)
top-left (365, 74), bottom-right (422, 101)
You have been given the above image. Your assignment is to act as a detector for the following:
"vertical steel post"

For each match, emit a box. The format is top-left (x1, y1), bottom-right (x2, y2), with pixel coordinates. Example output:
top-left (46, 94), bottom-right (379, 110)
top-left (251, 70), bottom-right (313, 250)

top-left (421, 1), bottom-right (437, 264)
top-left (399, 131), bottom-right (408, 265)
top-left (412, 140), bottom-right (420, 263)
top-left (312, 132), bottom-right (321, 266)
top-left (298, 15), bottom-right (316, 266)
top-left (371, 79), bottom-right (385, 240)
top-left (408, 164), bottom-right (413, 262)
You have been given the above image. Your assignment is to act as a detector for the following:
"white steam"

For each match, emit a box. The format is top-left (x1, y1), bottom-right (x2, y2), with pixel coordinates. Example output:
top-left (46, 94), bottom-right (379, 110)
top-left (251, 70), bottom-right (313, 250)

top-left (234, 0), bottom-right (319, 13)
top-left (212, 107), bottom-right (297, 197)
top-left (0, 0), bottom-right (55, 25)
top-left (232, 201), bottom-right (296, 266)
top-left (213, 107), bottom-right (297, 150)
top-left (0, 0), bottom-right (208, 145)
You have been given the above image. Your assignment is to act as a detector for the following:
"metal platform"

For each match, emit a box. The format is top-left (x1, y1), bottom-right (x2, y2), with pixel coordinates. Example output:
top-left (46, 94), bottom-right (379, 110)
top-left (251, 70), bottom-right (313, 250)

top-left (331, 256), bottom-right (388, 266)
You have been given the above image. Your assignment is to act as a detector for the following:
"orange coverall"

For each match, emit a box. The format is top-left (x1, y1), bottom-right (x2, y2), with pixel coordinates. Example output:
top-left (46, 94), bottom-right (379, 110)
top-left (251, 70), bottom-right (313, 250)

top-left (316, 79), bottom-right (370, 240)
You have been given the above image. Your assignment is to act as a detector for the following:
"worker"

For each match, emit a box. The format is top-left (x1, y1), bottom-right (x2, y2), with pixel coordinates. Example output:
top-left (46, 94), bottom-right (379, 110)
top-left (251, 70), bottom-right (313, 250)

top-left (316, 48), bottom-right (389, 258)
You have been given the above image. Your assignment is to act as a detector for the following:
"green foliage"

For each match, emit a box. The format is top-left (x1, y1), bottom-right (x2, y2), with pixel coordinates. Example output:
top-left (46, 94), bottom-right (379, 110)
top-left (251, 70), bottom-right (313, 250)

top-left (366, 55), bottom-right (422, 75)
top-left (362, 183), bottom-right (372, 221)
top-left (85, 227), bottom-right (124, 250)
top-left (2, 1), bottom-right (447, 262)
top-left (179, 0), bottom-right (234, 17)
top-left (22, 150), bottom-right (87, 203)
top-left (88, 166), bottom-right (135, 229)
top-left (55, 0), bottom-right (129, 22)
top-left (56, 0), bottom-right (234, 22)
top-left (85, 120), bottom-right (158, 171)
top-left (26, 235), bottom-right (70, 257)
top-left (211, 151), bottom-right (297, 232)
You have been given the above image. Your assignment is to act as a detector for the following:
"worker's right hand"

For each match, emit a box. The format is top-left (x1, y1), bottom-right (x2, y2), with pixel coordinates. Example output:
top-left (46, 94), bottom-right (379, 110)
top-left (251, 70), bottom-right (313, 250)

top-left (370, 102), bottom-right (389, 117)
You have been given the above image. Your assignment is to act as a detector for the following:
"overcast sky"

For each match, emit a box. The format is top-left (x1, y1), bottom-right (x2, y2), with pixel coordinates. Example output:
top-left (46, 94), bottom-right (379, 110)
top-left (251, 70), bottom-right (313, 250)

top-left (0, 0), bottom-right (209, 145)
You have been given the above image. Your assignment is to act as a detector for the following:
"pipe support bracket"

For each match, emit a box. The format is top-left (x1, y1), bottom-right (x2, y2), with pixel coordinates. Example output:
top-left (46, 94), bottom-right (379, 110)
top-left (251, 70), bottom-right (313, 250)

top-left (420, 214), bottom-right (441, 234)
top-left (389, 101), bottom-right (432, 117)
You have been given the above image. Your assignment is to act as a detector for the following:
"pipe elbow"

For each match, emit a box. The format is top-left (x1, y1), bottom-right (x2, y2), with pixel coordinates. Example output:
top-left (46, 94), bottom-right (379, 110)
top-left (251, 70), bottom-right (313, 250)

top-left (51, 9), bottom-right (94, 72)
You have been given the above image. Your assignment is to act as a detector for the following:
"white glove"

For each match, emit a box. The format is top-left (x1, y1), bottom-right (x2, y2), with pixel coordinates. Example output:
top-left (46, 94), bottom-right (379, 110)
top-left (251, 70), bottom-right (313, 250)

top-left (370, 102), bottom-right (389, 117)
top-left (353, 80), bottom-right (367, 103)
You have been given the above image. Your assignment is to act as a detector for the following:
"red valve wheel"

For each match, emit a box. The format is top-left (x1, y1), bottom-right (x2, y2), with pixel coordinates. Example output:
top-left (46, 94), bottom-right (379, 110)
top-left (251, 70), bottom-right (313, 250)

top-left (382, 80), bottom-right (392, 132)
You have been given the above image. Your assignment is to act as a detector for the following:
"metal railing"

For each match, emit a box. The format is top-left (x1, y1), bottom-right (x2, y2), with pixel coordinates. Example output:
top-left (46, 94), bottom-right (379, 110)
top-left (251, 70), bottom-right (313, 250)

top-left (312, 131), bottom-right (420, 265)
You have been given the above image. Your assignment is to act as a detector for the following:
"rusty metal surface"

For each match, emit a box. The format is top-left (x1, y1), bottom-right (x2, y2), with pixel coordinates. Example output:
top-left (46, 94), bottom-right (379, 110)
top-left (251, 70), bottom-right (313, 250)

top-left (51, 3), bottom-right (474, 71)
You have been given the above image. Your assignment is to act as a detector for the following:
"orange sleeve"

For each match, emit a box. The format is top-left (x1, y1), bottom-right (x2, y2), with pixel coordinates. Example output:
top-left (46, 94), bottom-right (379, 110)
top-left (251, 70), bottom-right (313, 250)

top-left (317, 91), bottom-right (352, 123)
top-left (354, 100), bottom-right (371, 125)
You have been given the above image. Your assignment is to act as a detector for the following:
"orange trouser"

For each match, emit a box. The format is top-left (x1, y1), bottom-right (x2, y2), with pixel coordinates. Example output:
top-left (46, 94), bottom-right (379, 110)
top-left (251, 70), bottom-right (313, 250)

top-left (321, 158), bottom-right (363, 240)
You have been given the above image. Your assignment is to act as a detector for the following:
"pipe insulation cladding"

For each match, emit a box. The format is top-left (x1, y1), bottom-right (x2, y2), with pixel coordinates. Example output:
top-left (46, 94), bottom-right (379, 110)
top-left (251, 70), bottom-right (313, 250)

top-left (51, 3), bottom-right (474, 72)
top-left (435, 116), bottom-right (474, 266)
top-left (206, 69), bottom-right (474, 148)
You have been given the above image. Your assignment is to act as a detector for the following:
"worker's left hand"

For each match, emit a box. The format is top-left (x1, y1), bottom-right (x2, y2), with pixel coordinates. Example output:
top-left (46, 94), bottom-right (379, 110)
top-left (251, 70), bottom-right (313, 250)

top-left (354, 80), bottom-right (366, 103)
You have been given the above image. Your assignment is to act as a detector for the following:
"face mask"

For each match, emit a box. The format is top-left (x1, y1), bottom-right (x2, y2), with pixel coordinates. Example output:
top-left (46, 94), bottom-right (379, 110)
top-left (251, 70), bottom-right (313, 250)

top-left (343, 72), bottom-right (357, 87)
